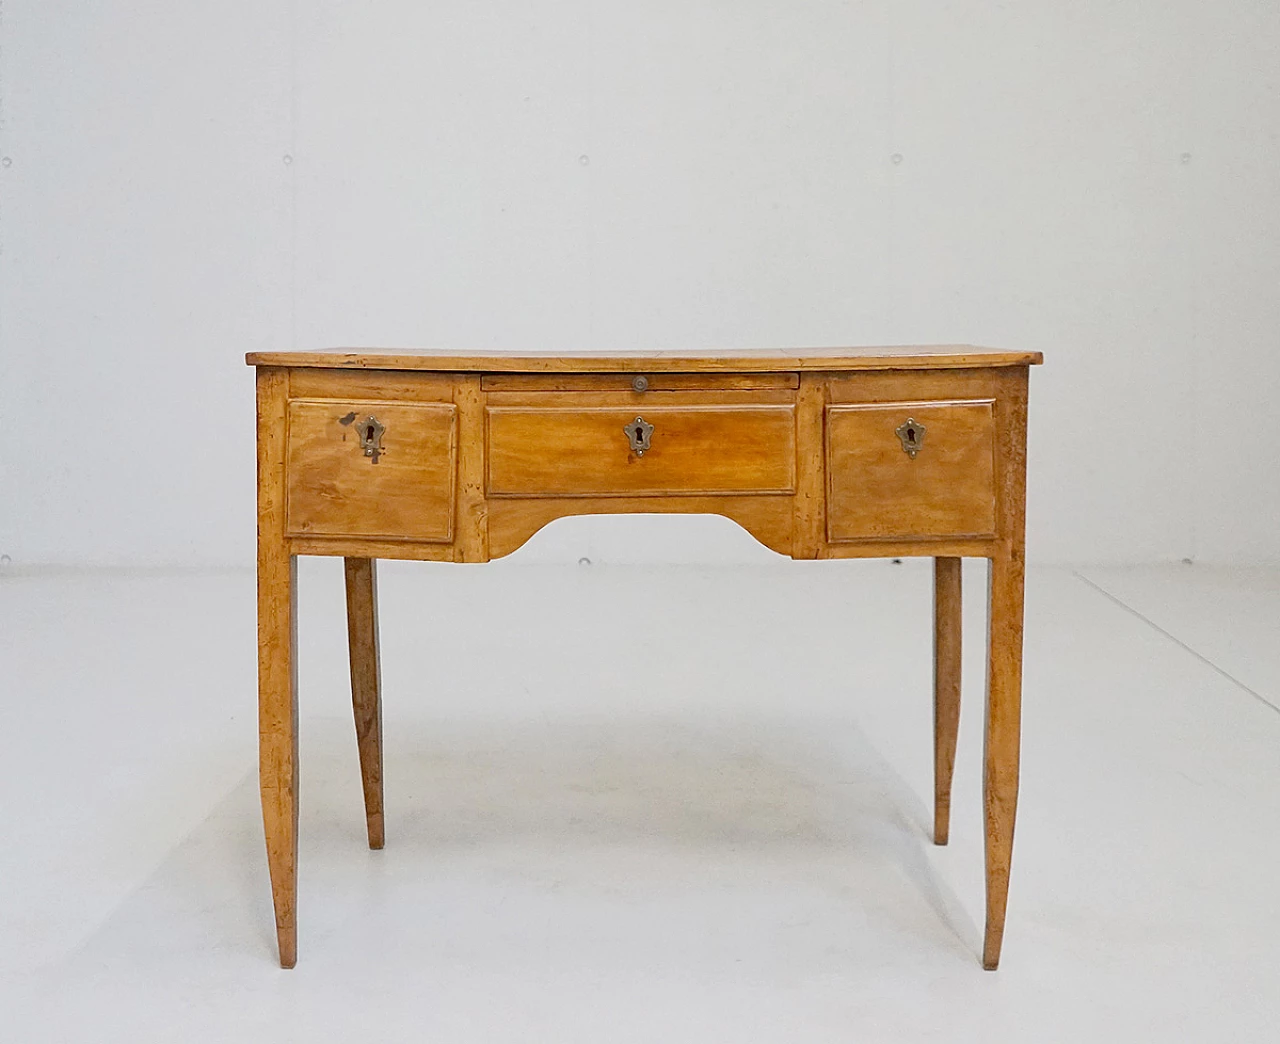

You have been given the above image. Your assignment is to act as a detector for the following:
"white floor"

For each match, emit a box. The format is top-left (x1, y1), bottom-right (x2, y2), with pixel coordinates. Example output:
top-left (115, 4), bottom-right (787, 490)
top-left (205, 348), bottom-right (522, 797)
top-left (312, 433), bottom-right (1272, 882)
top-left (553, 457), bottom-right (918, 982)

top-left (2, 558), bottom-right (1279, 1042)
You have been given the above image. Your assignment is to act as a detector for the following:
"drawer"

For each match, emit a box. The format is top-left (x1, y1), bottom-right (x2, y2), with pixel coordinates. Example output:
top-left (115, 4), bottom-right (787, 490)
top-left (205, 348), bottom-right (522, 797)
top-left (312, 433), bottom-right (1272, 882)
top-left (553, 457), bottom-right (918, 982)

top-left (286, 399), bottom-right (457, 541)
top-left (487, 405), bottom-right (796, 497)
top-left (826, 400), bottom-right (996, 541)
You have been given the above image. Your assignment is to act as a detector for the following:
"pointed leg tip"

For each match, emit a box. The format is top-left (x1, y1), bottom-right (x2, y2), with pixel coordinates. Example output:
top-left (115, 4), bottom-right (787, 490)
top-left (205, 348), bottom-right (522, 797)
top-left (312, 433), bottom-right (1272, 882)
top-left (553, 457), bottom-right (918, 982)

top-left (981, 940), bottom-right (1003, 970)
top-left (275, 924), bottom-right (297, 968)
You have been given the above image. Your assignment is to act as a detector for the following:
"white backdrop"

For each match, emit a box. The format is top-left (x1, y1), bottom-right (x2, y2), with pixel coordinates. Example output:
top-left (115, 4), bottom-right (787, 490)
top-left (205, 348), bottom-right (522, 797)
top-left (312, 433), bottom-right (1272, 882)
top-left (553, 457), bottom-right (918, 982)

top-left (1, 1), bottom-right (1277, 567)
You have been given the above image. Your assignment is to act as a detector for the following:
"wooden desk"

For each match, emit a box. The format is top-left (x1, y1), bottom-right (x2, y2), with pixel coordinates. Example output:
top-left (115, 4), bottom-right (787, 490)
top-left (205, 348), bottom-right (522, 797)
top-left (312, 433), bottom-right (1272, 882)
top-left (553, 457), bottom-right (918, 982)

top-left (246, 346), bottom-right (1042, 969)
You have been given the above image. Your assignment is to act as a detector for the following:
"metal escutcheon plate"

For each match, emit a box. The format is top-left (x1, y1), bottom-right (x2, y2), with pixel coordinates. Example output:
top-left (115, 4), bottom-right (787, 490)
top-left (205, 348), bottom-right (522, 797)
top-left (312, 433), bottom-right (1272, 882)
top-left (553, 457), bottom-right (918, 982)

top-left (895, 417), bottom-right (925, 458)
top-left (623, 415), bottom-right (655, 456)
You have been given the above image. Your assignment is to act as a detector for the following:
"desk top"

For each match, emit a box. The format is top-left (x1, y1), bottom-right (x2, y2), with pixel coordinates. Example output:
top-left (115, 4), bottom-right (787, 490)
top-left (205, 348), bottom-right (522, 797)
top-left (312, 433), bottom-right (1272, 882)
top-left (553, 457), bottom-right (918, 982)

top-left (246, 345), bottom-right (1043, 373)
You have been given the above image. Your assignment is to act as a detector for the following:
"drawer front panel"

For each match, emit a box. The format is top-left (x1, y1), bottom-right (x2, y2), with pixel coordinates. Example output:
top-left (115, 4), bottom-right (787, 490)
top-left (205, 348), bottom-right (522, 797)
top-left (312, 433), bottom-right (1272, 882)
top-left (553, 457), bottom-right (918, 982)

top-left (287, 399), bottom-right (457, 541)
top-left (826, 400), bottom-right (996, 541)
top-left (487, 405), bottom-right (796, 497)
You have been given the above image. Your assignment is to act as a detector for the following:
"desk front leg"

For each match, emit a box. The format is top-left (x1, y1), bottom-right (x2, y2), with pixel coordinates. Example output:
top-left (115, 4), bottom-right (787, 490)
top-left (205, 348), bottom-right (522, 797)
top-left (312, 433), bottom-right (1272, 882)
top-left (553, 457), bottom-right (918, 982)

top-left (982, 549), bottom-right (1024, 970)
top-left (256, 366), bottom-right (299, 968)
top-left (258, 544), bottom-right (298, 968)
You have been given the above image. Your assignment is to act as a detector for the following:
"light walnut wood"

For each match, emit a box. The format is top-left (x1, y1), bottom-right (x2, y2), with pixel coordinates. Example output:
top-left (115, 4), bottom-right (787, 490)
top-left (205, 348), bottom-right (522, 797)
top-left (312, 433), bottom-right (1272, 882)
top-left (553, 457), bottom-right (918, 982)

top-left (486, 405), bottom-right (797, 498)
top-left (290, 368), bottom-right (455, 402)
top-left (286, 399), bottom-right (457, 542)
top-left (451, 375), bottom-right (490, 563)
top-left (249, 348), bottom-right (1039, 969)
top-left (248, 345), bottom-right (1043, 371)
top-left (484, 388), bottom-right (797, 408)
top-left (791, 374), bottom-right (827, 559)
top-left (826, 400), bottom-right (997, 542)
top-left (290, 536), bottom-right (462, 562)
top-left (827, 368), bottom-right (1004, 404)
top-left (984, 552), bottom-right (1024, 969)
top-left (480, 373), bottom-right (798, 392)
top-left (344, 557), bottom-right (383, 849)
top-left (256, 367), bottom-right (298, 969)
top-left (933, 557), bottom-right (962, 846)
top-left (820, 538), bottom-right (997, 559)
top-left (982, 370), bottom-right (1030, 970)
top-left (486, 494), bottom-right (795, 560)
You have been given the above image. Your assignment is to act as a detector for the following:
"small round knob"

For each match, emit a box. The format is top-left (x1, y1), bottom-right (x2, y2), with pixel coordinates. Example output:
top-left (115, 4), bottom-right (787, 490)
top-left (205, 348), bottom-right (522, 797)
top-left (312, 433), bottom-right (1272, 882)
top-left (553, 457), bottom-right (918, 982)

top-left (631, 375), bottom-right (649, 393)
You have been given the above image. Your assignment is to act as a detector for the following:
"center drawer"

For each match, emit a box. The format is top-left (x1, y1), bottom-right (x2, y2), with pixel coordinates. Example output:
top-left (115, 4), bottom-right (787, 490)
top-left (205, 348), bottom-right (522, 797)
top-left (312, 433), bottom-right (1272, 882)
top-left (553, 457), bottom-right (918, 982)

top-left (486, 404), bottom-right (797, 497)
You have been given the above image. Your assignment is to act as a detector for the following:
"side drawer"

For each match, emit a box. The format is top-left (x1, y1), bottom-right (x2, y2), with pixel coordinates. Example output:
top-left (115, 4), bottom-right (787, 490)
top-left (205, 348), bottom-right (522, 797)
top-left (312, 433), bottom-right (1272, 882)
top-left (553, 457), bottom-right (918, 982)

top-left (286, 399), bottom-right (457, 542)
top-left (826, 400), bottom-right (997, 541)
top-left (487, 405), bottom-right (796, 497)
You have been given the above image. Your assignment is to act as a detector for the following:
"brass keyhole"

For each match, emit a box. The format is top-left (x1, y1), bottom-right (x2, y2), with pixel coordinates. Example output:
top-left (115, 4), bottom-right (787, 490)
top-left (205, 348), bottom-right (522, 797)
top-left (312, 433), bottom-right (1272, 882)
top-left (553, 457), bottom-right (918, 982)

top-left (351, 414), bottom-right (385, 463)
top-left (624, 416), bottom-right (655, 456)
top-left (895, 417), bottom-right (925, 458)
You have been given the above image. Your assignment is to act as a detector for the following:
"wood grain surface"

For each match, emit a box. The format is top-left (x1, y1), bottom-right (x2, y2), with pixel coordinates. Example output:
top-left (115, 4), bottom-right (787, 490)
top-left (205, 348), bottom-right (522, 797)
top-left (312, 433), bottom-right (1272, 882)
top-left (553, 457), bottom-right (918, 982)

top-left (248, 345), bottom-right (1043, 372)
top-left (286, 399), bottom-right (457, 542)
top-left (255, 367), bottom-right (299, 969)
top-left (249, 355), bottom-right (1037, 969)
top-left (486, 405), bottom-right (797, 498)
top-left (826, 400), bottom-right (997, 542)
top-left (982, 373), bottom-right (1031, 970)
top-left (344, 557), bottom-right (384, 850)
top-left (933, 557), bottom-right (962, 846)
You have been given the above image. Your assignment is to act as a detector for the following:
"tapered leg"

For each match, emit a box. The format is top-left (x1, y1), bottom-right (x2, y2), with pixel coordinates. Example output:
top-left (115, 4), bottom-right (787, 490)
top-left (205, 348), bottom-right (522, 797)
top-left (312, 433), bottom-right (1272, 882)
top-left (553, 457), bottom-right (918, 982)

top-left (344, 557), bottom-right (384, 849)
top-left (256, 367), bottom-right (298, 969)
top-left (933, 557), bottom-right (962, 845)
top-left (982, 551), bottom-right (1025, 970)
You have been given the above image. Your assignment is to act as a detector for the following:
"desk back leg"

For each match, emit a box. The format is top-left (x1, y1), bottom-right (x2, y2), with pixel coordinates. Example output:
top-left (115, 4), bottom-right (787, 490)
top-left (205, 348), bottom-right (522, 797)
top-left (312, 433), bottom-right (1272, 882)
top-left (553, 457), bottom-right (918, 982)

top-left (344, 557), bottom-right (384, 849)
top-left (256, 367), bottom-right (299, 968)
top-left (933, 557), bottom-right (962, 845)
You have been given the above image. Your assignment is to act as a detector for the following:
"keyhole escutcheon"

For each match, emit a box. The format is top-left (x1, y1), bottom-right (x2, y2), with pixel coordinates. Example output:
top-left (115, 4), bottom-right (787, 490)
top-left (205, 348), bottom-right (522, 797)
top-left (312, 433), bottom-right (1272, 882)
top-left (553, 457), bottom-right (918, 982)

top-left (895, 417), bottom-right (925, 458)
top-left (348, 413), bottom-right (386, 463)
top-left (624, 416), bottom-right (655, 456)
